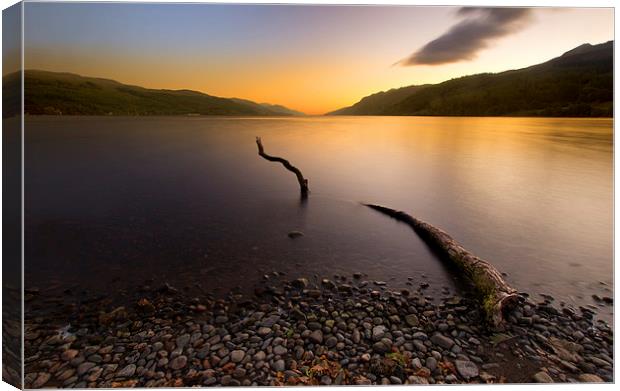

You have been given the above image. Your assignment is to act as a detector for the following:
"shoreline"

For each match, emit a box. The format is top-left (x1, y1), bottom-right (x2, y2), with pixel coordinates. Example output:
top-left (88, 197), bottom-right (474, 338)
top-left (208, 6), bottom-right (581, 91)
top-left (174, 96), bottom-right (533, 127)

top-left (24, 274), bottom-right (613, 387)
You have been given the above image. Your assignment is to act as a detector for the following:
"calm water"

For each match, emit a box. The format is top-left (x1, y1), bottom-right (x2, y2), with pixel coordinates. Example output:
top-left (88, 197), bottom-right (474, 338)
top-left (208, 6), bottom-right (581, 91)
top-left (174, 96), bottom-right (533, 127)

top-left (24, 116), bottom-right (613, 319)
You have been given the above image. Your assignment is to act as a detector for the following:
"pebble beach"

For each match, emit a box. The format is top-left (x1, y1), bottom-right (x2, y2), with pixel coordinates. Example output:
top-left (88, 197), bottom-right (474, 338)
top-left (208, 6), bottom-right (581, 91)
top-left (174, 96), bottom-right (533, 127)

top-left (23, 272), bottom-right (613, 387)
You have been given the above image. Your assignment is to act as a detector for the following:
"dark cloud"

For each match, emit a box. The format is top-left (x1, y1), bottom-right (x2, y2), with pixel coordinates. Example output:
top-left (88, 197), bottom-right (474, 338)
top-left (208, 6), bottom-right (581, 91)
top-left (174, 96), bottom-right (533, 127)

top-left (399, 7), bottom-right (533, 66)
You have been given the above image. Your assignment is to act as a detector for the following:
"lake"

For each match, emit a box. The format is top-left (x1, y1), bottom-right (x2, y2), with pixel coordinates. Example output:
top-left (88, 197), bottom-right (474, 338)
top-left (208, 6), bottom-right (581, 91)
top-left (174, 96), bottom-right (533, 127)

top-left (24, 116), bottom-right (613, 321)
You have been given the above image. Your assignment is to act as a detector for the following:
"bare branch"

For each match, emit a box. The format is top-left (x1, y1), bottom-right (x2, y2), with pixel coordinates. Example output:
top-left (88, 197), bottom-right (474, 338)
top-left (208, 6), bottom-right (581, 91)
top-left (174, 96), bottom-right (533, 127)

top-left (256, 137), bottom-right (309, 197)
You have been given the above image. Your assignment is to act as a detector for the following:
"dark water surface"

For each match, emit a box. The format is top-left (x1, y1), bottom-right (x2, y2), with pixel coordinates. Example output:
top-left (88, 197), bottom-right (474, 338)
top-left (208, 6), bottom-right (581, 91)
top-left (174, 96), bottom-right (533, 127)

top-left (24, 116), bottom-right (613, 320)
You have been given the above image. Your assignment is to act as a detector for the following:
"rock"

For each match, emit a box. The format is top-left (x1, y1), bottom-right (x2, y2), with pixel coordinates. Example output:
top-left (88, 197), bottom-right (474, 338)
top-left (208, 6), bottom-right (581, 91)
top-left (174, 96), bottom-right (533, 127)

top-left (77, 362), bottom-right (96, 376)
top-left (589, 357), bottom-right (611, 368)
top-left (258, 327), bottom-right (271, 337)
top-left (309, 330), bottom-right (323, 344)
top-left (405, 314), bottom-right (419, 327)
top-left (320, 375), bottom-right (332, 385)
top-left (288, 231), bottom-right (304, 239)
top-left (372, 341), bottom-right (389, 354)
top-left (479, 371), bottom-right (496, 382)
top-left (169, 356), bottom-right (187, 370)
top-left (233, 368), bottom-right (246, 378)
top-left (86, 367), bottom-right (103, 382)
top-left (325, 336), bottom-right (338, 348)
top-left (176, 334), bottom-right (190, 349)
top-left (430, 333), bottom-right (455, 350)
top-left (389, 376), bottom-right (402, 384)
top-left (338, 284), bottom-right (353, 293)
top-left (352, 329), bottom-right (361, 344)
top-left (533, 371), bottom-right (554, 383)
top-left (372, 325), bottom-right (386, 341)
top-left (56, 368), bottom-right (76, 381)
top-left (291, 308), bottom-right (306, 320)
top-left (408, 375), bottom-right (429, 384)
top-left (455, 360), bottom-right (479, 380)
top-left (426, 357), bottom-right (437, 372)
top-left (292, 278), bottom-right (308, 289)
top-left (221, 375), bottom-right (232, 386)
top-left (230, 350), bottom-right (245, 363)
top-left (32, 373), bottom-right (51, 388)
top-left (116, 364), bottom-right (136, 378)
top-left (261, 315), bottom-right (280, 327)
top-left (322, 279), bottom-right (337, 290)
top-left (578, 374), bottom-right (604, 383)
top-left (272, 359), bottom-right (285, 372)
top-left (354, 376), bottom-right (372, 385)
top-left (253, 351), bottom-right (266, 361)
top-left (61, 349), bottom-right (79, 361)
top-left (273, 345), bottom-right (288, 355)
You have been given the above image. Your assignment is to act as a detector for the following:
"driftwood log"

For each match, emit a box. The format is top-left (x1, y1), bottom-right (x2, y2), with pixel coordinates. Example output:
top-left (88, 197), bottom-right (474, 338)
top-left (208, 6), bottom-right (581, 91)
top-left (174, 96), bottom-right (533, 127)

top-left (256, 137), bottom-right (309, 197)
top-left (365, 203), bottom-right (518, 326)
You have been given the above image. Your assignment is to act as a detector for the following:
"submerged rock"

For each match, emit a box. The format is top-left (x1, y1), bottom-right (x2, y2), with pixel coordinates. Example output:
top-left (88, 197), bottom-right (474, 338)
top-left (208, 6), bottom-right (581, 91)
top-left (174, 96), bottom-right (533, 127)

top-left (288, 231), bottom-right (304, 239)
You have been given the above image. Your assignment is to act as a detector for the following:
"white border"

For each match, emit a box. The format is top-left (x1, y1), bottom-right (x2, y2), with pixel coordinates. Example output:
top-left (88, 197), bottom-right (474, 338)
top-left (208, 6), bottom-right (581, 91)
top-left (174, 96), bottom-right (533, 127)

top-left (0, 1), bottom-right (617, 391)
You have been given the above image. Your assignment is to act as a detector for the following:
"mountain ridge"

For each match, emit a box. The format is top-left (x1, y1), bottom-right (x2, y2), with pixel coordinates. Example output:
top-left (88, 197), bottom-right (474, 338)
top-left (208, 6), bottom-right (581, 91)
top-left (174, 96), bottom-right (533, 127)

top-left (3, 70), bottom-right (304, 117)
top-left (329, 41), bottom-right (613, 117)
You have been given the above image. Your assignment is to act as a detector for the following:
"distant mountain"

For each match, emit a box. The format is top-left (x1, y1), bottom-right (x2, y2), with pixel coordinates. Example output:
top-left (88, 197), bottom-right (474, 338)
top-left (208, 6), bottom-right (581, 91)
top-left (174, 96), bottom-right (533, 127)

top-left (3, 70), bottom-right (304, 117)
top-left (329, 41), bottom-right (613, 117)
top-left (229, 98), bottom-right (305, 116)
top-left (329, 85), bottom-right (429, 115)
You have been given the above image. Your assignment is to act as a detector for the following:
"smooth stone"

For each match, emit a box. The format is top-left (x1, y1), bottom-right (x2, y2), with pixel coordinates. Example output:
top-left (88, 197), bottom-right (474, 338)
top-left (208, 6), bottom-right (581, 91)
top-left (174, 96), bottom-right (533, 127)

top-left (176, 334), bottom-right (190, 349)
top-left (169, 356), bottom-right (187, 370)
top-left (253, 351), bottom-right (266, 361)
top-left (116, 364), bottom-right (136, 378)
top-left (257, 327), bottom-right (271, 337)
top-left (272, 359), bottom-right (285, 372)
top-left (32, 373), bottom-right (51, 388)
top-left (431, 333), bottom-right (455, 350)
top-left (288, 231), bottom-right (304, 238)
top-left (372, 325), bottom-right (386, 341)
top-left (230, 350), bottom-right (245, 363)
top-left (325, 336), bottom-right (338, 348)
top-left (533, 371), bottom-right (554, 383)
top-left (390, 376), bottom-right (402, 384)
top-left (408, 375), bottom-right (429, 384)
top-left (578, 374), bottom-right (604, 383)
top-left (455, 360), bottom-right (479, 379)
top-left (309, 330), bottom-right (323, 344)
top-left (61, 349), bottom-right (79, 361)
top-left (77, 362), bottom-right (96, 376)
top-left (405, 314), bottom-right (419, 327)
top-left (372, 342), bottom-right (390, 354)
top-left (426, 357), bottom-right (437, 372)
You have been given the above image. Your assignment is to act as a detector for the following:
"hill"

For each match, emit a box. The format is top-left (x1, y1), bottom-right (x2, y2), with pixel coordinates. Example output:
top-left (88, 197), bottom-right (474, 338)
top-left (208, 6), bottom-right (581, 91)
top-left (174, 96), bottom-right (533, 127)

top-left (329, 85), bottom-right (429, 115)
top-left (329, 41), bottom-right (613, 117)
top-left (3, 70), bottom-right (304, 117)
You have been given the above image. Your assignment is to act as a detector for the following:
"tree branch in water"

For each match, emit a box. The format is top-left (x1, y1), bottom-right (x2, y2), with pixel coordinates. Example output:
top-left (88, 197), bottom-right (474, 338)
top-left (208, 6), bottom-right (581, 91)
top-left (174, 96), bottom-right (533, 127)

top-left (256, 137), bottom-right (309, 197)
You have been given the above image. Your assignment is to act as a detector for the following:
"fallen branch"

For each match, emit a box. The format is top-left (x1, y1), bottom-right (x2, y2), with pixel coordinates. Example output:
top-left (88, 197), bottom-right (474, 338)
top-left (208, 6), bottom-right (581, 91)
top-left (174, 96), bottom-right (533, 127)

top-left (256, 137), bottom-right (309, 197)
top-left (364, 203), bottom-right (518, 327)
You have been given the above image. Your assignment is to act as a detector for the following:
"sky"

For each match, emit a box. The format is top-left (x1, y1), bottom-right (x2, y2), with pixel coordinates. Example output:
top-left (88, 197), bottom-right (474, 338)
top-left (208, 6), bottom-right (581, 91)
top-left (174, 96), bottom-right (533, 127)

top-left (23, 3), bottom-right (614, 114)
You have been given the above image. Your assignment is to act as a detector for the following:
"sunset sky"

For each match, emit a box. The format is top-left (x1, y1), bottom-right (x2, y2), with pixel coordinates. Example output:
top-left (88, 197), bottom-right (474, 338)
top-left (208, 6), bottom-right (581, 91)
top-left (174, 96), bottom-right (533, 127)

top-left (23, 3), bottom-right (613, 114)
